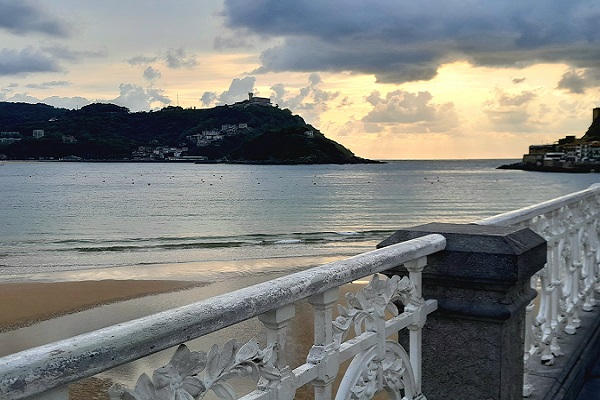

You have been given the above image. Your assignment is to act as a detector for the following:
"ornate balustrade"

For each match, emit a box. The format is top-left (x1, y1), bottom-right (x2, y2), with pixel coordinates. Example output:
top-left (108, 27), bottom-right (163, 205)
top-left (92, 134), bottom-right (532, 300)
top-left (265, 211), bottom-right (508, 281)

top-left (0, 234), bottom-right (445, 400)
top-left (476, 183), bottom-right (600, 397)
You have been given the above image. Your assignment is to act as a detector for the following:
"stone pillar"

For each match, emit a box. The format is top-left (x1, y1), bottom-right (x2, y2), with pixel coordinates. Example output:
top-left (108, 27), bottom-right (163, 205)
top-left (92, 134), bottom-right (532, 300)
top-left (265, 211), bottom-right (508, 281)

top-left (378, 223), bottom-right (546, 400)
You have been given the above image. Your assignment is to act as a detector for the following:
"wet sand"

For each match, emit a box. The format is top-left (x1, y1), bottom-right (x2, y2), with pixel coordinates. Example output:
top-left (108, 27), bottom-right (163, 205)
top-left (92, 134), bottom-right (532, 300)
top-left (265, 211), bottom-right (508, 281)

top-left (0, 279), bottom-right (207, 332)
top-left (0, 275), bottom-right (376, 400)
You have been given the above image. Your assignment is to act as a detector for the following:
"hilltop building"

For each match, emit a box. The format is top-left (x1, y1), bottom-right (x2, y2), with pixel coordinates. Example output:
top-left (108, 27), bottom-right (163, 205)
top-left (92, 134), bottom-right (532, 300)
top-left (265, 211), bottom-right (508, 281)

top-left (231, 93), bottom-right (274, 108)
top-left (32, 130), bottom-right (44, 139)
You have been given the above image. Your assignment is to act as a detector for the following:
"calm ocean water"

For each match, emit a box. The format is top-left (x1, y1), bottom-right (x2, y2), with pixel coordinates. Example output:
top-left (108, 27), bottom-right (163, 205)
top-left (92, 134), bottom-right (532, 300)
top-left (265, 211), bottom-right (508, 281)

top-left (2, 159), bottom-right (600, 389)
top-left (1, 160), bottom-right (599, 283)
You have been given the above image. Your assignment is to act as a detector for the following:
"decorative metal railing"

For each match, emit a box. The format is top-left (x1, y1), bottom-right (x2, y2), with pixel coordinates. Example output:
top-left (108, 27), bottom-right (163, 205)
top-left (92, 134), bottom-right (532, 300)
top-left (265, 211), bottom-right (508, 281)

top-left (0, 234), bottom-right (445, 400)
top-left (476, 183), bottom-right (600, 397)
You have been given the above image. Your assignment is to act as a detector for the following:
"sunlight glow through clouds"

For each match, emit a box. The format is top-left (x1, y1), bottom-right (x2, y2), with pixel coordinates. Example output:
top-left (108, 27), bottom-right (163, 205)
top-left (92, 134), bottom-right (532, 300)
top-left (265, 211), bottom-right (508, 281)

top-left (1, 0), bottom-right (599, 159)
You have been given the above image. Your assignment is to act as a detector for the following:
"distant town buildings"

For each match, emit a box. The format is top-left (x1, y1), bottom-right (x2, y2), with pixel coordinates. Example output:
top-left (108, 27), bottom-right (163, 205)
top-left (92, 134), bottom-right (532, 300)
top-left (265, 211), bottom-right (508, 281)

top-left (0, 132), bottom-right (21, 144)
top-left (186, 122), bottom-right (251, 147)
top-left (131, 120), bottom-right (254, 160)
top-left (132, 145), bottom-right (190, 160)
top-left (62, 135), bottom-right (77, 143)
top-left (522, 108), bottom-right (600, 167)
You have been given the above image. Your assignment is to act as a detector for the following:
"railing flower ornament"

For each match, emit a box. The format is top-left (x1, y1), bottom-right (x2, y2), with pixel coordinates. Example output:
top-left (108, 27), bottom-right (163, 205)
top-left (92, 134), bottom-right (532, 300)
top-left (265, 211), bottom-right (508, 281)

top-left (331, 274), bottom-right (421, 400)
top-left (348, 351), bottom-right (411, 399)
top-left (332, 275), bottom-right (418, 343)
top-left (531, 215), bottom-right (551, 240)
top-left (109, 339), bottom-right (281, 400)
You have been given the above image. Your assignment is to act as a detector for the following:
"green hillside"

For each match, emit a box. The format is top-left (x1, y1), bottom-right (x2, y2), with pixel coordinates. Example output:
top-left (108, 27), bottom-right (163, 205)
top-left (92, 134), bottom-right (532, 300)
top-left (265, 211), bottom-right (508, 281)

top-left (0, 101), bottom-right (374, 163)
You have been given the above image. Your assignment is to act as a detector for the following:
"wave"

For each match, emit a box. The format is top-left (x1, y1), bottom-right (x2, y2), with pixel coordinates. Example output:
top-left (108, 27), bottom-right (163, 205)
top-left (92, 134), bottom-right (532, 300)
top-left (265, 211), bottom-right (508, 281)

top-left (47, 230), bottom-right (396, 253)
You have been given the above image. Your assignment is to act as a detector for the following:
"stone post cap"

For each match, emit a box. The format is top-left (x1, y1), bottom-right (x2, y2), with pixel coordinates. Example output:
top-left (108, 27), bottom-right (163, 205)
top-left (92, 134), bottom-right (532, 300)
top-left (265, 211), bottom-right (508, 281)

top-left (378, 223), bottom-right (546, 286)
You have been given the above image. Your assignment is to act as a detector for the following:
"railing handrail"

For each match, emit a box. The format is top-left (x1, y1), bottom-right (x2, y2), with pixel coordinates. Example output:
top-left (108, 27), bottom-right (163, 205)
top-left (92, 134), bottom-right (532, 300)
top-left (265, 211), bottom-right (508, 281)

top-left (475, 183), bottom-right (600, 227)
top-left (0, 234), bottom-right (446, 400)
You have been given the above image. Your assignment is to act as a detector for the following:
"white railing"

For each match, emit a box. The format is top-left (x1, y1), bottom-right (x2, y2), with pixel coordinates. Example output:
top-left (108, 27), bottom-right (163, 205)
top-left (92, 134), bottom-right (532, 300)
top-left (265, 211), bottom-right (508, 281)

top-left (0, 234), bottom-right (446, 400)
top-left (476, 183), bottom-right (600, 397)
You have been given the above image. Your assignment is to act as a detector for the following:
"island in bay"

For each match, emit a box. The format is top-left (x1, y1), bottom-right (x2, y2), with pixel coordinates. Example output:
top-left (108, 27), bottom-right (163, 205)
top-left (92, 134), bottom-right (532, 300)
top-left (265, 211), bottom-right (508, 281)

top-left (0, 94), bottom-right (376, 164)
top-left (500, 107), bottom-right (600, 172)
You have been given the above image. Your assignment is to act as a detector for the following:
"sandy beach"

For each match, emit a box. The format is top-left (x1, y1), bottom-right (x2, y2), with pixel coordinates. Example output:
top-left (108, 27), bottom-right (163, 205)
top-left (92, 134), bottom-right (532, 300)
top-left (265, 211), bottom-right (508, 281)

top-left (0, 279), bottom-right (206, 332)
top-left (0, 275), bottom-right (370, 400)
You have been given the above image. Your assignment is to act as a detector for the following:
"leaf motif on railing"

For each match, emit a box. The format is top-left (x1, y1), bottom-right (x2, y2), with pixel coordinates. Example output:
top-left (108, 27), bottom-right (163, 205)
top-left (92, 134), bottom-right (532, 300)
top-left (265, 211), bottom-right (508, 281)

top-left (349, 357), bottom-right (379, 399)
top-left (347, 352), bottom-right (409, 399)
top-left (531, 216), bottom-right (551, 240)
top-left (332, 274), bottom-right (421, 345)
top-left (582, 201), bottom-right (594, 221)
top-left (108, 339), bottom-right (281, 400)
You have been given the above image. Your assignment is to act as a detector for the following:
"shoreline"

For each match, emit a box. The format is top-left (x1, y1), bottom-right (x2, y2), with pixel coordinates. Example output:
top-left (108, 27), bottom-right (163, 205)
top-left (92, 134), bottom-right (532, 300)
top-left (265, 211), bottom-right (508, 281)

top-left (0, 275), bottom-right (369, 400)
top-left (498, 161), bottom-right (600, 173)
top-left (0, 279), bottom-right (207, 332)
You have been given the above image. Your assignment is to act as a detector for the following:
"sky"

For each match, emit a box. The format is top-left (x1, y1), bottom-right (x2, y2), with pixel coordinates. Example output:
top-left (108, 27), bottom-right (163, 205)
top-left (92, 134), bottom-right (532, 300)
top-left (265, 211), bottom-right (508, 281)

top-left (1, 0), bottom-right (599, 160)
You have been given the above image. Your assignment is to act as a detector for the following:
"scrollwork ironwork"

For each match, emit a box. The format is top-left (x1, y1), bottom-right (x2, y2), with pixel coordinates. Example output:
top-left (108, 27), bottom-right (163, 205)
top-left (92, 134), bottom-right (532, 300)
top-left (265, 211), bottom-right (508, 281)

top-left (331, 274), bottom-right (421, 399)
top-left (332, 274), bottom-right (421, 345)
top-left (108, 339), bottom-right (281, 400)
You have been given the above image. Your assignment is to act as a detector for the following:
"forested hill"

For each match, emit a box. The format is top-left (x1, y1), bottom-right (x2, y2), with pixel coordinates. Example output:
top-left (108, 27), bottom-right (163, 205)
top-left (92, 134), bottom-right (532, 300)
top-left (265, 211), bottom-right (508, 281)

top-left (0, 102), bottom-right (375, 164)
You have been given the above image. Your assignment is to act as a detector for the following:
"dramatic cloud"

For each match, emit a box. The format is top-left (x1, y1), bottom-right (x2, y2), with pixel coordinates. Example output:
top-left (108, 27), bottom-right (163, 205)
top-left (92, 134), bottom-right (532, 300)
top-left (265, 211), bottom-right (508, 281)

top-left (41, 45), bottom-right (107, 62)
top-left (557, 69), bottom-right (600, 94)
top-left (25, 80), bottom-right (70, 89)
top-left (496, 90), bottom-right (537, 107)
top-left (0, 45), bottom-right (106, 76)
top-left (2, 85), bottom-right (170, 111)
top-left (6, 92), bottom-right (40, 103)
top-left (362, 90), bottom-right (458, 133)
top-left (558, 70), bottom-right (587, 94)
top-left (110, 84), bottom-right (171, 111)
top-left (143, 66), bottom-right (161, 82)
top-left (200, 91), bottom-right (217, 106)
top-left (126, 48), bottom-right (198, 70)
top-left (269, 73), bottom-right (340, 118)
top-left (127, 55), bottom-right (160, 66)
top-left (0, 0), bottom-right (72, 37)
top-left (201, 76), bottom-right (256, 106)
top-left (0, 82), bottom-right (17, 99)
top-left (483, 88), bottom-right (540, 130)
top-left (223, 0), bottom-right (600, 86)
top-left (163, 47), bottom-right (198, 69)
top-left (42, 95), bottom-right (90, 110)
top-left (0, 47), bottom-right (62, 75)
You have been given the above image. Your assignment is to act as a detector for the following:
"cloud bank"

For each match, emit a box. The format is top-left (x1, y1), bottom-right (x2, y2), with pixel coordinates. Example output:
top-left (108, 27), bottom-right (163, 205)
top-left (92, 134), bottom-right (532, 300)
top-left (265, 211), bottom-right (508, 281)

top-left (222, 0), bottom-right (600, 91)
top-left (363, 90), bottom-right (459, 133)
top-left (127, 47), bottom-right (198, 70)
top-left (201, 76), bottom-right (256, 106)
top-left (0, 0), bottom-right (73, 37)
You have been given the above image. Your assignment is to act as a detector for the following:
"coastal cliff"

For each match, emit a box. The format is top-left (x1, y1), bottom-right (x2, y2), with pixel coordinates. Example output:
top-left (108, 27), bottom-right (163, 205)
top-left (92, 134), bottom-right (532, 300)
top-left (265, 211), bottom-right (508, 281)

top-left (0, 99), bottom-right (376, 164)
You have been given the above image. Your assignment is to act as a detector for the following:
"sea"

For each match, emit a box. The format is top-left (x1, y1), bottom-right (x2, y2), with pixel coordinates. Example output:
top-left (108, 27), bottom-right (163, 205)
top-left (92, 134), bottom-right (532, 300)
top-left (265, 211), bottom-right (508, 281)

top-left (1, 159), bottom-right (599, 284)
top-left (1, 159), bottom-right (599, 395)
